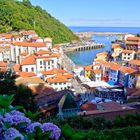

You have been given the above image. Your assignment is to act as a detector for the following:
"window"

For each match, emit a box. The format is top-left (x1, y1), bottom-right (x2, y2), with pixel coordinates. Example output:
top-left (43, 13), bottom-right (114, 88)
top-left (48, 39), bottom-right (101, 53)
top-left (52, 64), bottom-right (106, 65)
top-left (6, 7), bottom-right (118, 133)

top-left (40, 61), bottom-right (42, 65)
top-left (19, 48), bottom-right (21, 54)
top-left (25, 68), bottom-right (28, 72)
top-left (31, 67), bottom-right (34, 72)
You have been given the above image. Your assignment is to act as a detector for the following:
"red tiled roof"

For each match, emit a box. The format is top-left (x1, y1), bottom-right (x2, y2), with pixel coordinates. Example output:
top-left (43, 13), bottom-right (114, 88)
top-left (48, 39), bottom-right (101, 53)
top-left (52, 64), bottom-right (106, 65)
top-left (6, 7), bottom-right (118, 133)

top-left (18, 72), bottom-right (36, 78)
top-left (112, 44), bottom-right (122, 49)
top-left (22, 30), bottom-right (36, 35)
top-left (126, 37), bottom-right (140, 41)
top-left (29, 85), bottom-right (54, 95)
top-left (125, 41), bottom-right (140, 45)
top-left (110, 63), bottom-right (121, 71)
top-left (93, 69), bottom-right (102, 74)
top-left (42, 70), bottom-right (56, 75)
top-left (14, 42), bottom-right (46, 48)
top-left (35, 50), bottom-right (52, 55)
top-left (63, 73), bottom-right (73, 79)
top-left (119, 67), bottom-right (137, 74)
top-left (0, 34), bottom-right (12, 39)
top-left (81, 102), bottom-right (97, 111)
top-left (0, 61), bottom-right (7, 67)
top-left (100, 101), bottom-right (123, 110)
top-left (122, 50), bottom-right (135, 54)
top-left (84, 65), bottom-right (92, 71)
top-left (129, 60), bottom-right (140, 66)
top-left (47, 74), bottom-right (68, 83)
top-left (0, 41), bottom-right (11, 44)
top-left (21, 55), bottom-right (36, 65)
top-left (13, 64), bottom-right (21, 72)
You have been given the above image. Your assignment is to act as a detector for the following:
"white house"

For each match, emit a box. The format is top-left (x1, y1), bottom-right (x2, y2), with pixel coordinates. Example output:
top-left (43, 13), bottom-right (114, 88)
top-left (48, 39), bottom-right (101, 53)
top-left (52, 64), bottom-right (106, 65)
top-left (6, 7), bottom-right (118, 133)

top-left (11, 42), bottom-right (48, 63)
top-left (21, 55), bottom-right (37, 73)
top-left (122, 50), bottom-right (136, 62)
top-left (47, 74), bottom-right (71, 91)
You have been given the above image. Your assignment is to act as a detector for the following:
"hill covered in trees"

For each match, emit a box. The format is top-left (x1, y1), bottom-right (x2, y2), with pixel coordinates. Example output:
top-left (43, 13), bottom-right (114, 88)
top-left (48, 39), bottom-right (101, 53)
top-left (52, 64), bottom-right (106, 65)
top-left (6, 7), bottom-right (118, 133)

top-left (0, 0), bottom-right (78, 44)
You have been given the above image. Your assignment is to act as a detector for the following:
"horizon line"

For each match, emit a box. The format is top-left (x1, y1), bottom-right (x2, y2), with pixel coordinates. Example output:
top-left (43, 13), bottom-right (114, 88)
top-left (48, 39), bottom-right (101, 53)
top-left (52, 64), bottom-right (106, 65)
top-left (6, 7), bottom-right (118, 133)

top-left (68, 26), bottom-right (140, 28)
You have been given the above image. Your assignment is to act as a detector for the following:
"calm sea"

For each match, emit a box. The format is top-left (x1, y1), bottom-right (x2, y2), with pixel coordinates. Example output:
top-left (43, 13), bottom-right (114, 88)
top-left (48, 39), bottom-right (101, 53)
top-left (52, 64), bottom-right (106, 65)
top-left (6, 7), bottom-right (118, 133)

top-left (66, 27), bottom-right (140, 66)
top-left (69, 26), bottom-right (140, 34)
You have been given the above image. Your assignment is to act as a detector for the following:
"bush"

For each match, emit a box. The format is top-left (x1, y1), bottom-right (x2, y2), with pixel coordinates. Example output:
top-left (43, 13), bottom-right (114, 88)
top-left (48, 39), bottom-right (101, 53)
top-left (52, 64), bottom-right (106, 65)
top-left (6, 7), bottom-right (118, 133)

top-left (0, 94), bottom-right (61, 140)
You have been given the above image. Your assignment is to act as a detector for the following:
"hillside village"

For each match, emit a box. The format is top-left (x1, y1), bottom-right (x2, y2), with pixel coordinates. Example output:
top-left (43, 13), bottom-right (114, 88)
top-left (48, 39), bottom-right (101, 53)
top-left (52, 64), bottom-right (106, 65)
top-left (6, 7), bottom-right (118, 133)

top-left (0, 31), bottom-right (140, 119)
top-left (83, 34), bottom-right (140, 101)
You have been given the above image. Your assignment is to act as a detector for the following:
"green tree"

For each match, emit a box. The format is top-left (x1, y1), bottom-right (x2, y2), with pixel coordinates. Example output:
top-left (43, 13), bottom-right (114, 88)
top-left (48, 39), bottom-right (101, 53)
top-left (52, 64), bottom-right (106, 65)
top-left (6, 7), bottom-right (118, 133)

top-left (0, 71), bottom-right (17, 95)
top-left (0, 0), bottom-right (79, 44)
top-left (13, 84), bottom-right (37, 112)
top-left (0, 71), bottom-right (38, 112)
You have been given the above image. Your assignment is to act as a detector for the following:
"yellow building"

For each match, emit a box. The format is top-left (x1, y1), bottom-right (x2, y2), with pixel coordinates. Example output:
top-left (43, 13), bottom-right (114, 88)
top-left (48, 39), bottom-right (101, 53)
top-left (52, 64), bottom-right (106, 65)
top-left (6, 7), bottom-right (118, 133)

top-left (84, 65), bottom-right (93, 78)
top-left (112, 44), bottom-right (123, 59)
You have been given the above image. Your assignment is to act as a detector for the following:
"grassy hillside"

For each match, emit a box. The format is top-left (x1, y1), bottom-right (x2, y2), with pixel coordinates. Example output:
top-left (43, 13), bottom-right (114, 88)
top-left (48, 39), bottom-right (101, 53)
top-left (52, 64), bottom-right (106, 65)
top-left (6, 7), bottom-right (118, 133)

top-left (0, 0), bottom-right (78, 44)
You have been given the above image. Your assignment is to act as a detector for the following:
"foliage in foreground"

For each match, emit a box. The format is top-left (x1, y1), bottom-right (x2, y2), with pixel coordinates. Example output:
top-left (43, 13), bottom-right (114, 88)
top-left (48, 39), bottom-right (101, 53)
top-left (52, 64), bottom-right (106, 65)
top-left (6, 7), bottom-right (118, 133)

top-left (0, 94), bottom-right (61, 140)
top-left (0, 71), bottom-right (37, 112)
top-left (0, 0), bottom-right (78, 44)
top-left (62, 124), bottom-right (140, 140)
top-left (45, 113), bottom-right (140, 131)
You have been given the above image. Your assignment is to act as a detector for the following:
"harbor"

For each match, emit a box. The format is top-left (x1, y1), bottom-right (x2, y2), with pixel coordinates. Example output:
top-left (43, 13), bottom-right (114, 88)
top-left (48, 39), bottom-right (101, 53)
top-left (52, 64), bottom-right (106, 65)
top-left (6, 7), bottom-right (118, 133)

top-left (65, 35), bottom-right (119, 65)
top-left (63, 41), bottom-right (104, 52)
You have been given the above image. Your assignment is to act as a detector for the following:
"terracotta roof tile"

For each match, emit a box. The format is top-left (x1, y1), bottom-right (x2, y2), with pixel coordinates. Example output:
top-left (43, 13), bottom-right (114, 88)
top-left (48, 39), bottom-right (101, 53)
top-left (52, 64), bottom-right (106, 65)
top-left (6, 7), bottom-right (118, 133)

top-left (42, 70), bottom-right (56, 75)
top-left (14, 42), bottom-right (46, 48)
top-left (119, 67), bottom-right (137, 74)
top-left (29, 85), bottom-right (54, 94)
top-left (84, 65), bottom-right (92, 71)
top-left (21, 55), bottom-right (36, 65)
top-left (129, 60), bottom-right (140, 66)
top-left (16, 77), bottom-right (46, 85)
top-left (93, 69), bottom-right (102, 74)
top-left (110, 63), bottom-right (121, 71)
top-left (35, 50), bottom-right (52, 55)
top-left (47, 75), bottom-right (68, 83)
top-left (13, 64), bottom-right (21, 72)
top-left (112, 44), bottom-right (122, 49)
top-left (63, 73), bottom-right (73, 79)
top-left (81, 102), bottom-right (97, 111)
top-left (0, 41), bottom-right (12, 44)
top-left (18, 72), bottom-right (36, 78)
top-left (122, 50), bottom-right (135, 54)
top-left (0, 34), bottom-right (12, 39)
top-left (125, 41), bottom-right (140, 45)
top-left (22, 30), bottom-right (36, 35)
top-left (100, 101), bottom-right (125, 110)
top-left (0, 61), bottom-right (8, 67)
top-left (126, 37), bottom-right (140, 41)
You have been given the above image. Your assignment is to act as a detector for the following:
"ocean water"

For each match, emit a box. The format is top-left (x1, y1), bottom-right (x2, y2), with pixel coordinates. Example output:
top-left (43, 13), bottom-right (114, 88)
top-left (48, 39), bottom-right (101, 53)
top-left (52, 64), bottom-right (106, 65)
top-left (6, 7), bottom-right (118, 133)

top-left (69, 26), bottom-right (140, 34)
top-left (66, 27), bottom-right (140, 66)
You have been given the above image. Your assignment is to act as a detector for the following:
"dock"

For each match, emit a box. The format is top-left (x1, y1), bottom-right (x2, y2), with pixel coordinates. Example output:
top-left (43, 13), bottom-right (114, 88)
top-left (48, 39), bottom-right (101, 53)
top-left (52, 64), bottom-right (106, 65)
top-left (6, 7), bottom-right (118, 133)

top-left (63, 42), bottom-right (104, 52)
top-left (74, 32), bottom-right (127, 38)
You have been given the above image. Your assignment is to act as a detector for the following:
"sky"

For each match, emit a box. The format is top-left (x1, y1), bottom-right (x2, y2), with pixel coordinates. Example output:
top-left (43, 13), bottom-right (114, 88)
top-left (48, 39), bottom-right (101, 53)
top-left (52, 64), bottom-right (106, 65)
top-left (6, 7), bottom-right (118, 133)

top-left (30, 0), bottom-right (140, 27)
